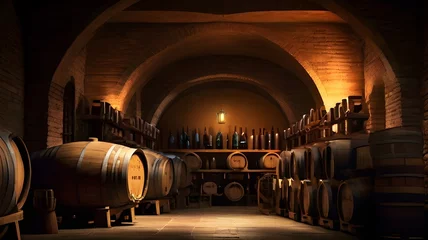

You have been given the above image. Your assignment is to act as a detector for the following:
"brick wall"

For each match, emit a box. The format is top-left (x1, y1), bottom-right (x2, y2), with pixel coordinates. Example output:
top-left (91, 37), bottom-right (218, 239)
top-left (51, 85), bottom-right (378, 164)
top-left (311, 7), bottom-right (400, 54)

top-left (46, 47), bottom-right (87, 148)
top-left (0, 0), bottom-right (25, 136)
top-left (364, 41), bottom-right (386, 132)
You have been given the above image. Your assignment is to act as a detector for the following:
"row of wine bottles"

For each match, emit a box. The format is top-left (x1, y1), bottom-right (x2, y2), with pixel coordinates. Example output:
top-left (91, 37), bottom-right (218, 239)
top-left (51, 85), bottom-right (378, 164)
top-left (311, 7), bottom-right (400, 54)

top-left (168, 126), bottom-right (281, 150)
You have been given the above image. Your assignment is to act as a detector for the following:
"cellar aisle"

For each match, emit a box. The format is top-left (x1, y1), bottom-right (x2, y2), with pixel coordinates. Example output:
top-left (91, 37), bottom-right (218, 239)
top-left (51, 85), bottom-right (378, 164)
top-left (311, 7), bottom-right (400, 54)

top-left (21, 207), bottom-right (358, 240)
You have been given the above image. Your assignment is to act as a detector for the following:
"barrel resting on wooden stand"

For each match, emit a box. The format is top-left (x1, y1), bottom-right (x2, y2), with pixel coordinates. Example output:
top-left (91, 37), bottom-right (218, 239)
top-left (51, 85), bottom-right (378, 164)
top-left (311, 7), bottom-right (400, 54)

top-left (0, 211), bottom-right (23, 240)
top-left (317, 179), bottom-right (340, 230)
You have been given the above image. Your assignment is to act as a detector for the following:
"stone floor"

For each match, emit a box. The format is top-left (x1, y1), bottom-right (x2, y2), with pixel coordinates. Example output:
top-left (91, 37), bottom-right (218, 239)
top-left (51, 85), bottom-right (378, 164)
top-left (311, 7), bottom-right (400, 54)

top-left (22, 206), bottom-right (358, 240)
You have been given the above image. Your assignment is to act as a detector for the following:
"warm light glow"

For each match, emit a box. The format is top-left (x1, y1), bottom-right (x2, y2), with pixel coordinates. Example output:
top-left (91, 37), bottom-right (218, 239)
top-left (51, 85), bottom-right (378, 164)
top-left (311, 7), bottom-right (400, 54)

top-left (217, 109), bottom-right (226, 124)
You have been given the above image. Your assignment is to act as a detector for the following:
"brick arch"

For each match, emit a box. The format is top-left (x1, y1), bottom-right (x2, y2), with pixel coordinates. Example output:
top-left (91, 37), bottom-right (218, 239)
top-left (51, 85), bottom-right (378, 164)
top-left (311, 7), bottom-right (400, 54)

top-left (150, 74), bottom-right (295, 126)
top-left (114, 24), bottom-right (330, 113)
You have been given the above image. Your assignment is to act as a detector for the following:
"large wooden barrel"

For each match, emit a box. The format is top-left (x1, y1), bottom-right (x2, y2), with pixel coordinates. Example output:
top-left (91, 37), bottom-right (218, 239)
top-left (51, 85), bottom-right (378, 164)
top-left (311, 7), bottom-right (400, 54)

top-left (226, 152), bottom-right (248, 170)
top-left (287, 180), bottom-right (301, 220)
top-left (299, 180), bottom-right (318, 217)
top-left (369, 127), bottom-right (425, 238)
top-left (259, 152), bottom-right (280, 169)
top-left (277, 151), bottom-right (291, 179)
top-left (162, 153), bottom-right (189, 191)
top-left (0, 129), bottom-right (31, 216)
top-left (337, 177), bottom-right (373, 225)
top-left (182, 152), bottom-right (202, 170)
top-left (307, 143), bottom-right (326, 180)
top-left (141, 149), bottom-right (174, 200)
top-left (224, 182), bottom-right (245, 202)
top-left (317, 180), bottom-right (339, 220)
top-left (323, 136), bottom-right (368, 180)
top-left (30, 139), bottom-right (148, 208)
top-left (290, 148), bottom-right (308, 180)
top-left (202, 182), bottom-right (218, 195)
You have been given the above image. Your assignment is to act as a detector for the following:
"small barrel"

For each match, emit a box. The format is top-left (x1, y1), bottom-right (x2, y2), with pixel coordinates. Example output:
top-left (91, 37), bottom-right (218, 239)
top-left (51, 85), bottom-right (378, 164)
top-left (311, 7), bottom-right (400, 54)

top-left (299, 180), bottom-right (318, 217)
top-left (323, 136), bottom-right (368, 180)
top-left (369, 126), bottom-right (424, 239)
top-left (202, 182), bottom-right (218, 195)
top-left (182, 152), bottom-right (202, 170)
top-left (290, 148), bottom-right (308, 180)
top-left (226, 152), bottom-right (248, 170)
top-left (33, 189), bottom-right (56, 212)
top-left (224, 182), bottom-right (245, 202)
top-left (32, 189), bottom-right (58, 234)
top-left (317, 180), bottom-right (339, 220)
top-left (259, 152), bottom-right (280, 169)
top-left (0, 128), bottom-right (31, 217)
top-left (142, 149), bottom-right (174, 199)
top-left (162, 153), bottom-right (189, 195)
top-left (287, 180), bottom-right (300, 216)
top-left (30, 139), bottom-right (148, 208)
top-left (337, 177), bottom-right (374, 225)
top-left (277, 151), bottom-right (291, 179)
top-left (307, 143), bottom-right (326, 180)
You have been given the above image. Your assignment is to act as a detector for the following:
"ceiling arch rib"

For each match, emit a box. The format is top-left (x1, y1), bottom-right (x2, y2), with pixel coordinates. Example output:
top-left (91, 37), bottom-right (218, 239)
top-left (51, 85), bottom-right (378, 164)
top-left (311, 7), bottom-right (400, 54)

top-left (136, 55), bottom-right (319, 125)
top-left (150, 74), bottom-right (294, 126)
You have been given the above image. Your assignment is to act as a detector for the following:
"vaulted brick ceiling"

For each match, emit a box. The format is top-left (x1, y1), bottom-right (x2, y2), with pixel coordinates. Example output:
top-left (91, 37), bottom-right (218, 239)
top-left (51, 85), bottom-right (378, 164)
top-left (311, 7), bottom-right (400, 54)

top-left (84, 1), bottom-right (365, 125)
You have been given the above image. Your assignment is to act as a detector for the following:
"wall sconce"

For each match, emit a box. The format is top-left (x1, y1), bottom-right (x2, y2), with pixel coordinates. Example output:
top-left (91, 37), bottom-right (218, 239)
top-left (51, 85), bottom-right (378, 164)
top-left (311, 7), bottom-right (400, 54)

top-left (217, 109), bottom-right (226, 124)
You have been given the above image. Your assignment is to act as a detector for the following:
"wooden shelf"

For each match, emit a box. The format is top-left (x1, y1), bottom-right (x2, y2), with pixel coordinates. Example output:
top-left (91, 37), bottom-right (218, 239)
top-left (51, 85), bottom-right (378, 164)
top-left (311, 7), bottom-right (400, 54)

top-left (160, 149), bottom-right (281, 153)
top-left (193, 169), bottom-right (276, 173)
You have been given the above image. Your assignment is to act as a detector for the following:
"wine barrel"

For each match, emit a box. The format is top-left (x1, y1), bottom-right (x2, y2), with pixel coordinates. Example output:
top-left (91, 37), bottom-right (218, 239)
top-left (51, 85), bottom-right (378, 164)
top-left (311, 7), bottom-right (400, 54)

top-left (224, 182), bottom-right (245, 202)
top-left (323, 136), bottom-right (368, 180)
top-left (317, 180), bottom-right (339, 220)
top-left (259, 152), bottom-right (280, 169)
top-left (290, 148), bottom-right (308, 180)
top-left (0, 129), bottom-right (31, 217)
top-left (277, 151), bottom-right (291, 179)
top-left (287, 180), bottom-right (301, 217)
top-left (226, 152), bottom-right (248, 170)
top-left (30, 139), bottom-right (148, 208)
top-left (142, 149), bottom-right (174, 199)
top-left (202, 182), bottom-right (218, 195)
top-left (299, 180), bottom-right (318, 217)
top-left (182, 152), bottom-right (202, 170)
top-left (369, 127), bottom-right (425, 239)
top-left (162, 153), bottom-right (189, 190)
top-left (307, 143), bottom-right (326, 180)
top-left (337, 177), bottom-right (373, 225)
top-left (281, 178), bottom-right (289, 211)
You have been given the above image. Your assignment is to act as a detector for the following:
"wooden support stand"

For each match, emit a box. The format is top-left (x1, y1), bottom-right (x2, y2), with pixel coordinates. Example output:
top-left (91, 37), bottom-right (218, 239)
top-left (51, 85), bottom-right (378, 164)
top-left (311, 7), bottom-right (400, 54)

top-left (288, 211), bottom-right (301, 222)
top-left (340, 221), bottom-right (364, 235)
top-left (318, 217), bottom-right (339, 230)
top-left (301, 214), bottom-right (318, 226)
top-left (138, 199), bottom-right (172, 215)
top-left (0, 211), bottom-right (24, 240)
top-left (94, 207), bottom-right (111, 228)
top-left (117, 208), bottom-right (136, 223)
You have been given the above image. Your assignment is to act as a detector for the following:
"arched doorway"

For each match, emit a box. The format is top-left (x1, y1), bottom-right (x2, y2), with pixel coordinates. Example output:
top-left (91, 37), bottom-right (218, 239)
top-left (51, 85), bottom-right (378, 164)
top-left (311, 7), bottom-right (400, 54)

top-left (63, 79), bottom-right (75, 143)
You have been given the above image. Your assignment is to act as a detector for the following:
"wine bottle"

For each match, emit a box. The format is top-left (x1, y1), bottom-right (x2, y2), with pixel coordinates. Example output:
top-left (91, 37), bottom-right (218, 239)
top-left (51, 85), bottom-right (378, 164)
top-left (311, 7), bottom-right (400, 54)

top-left (210, 157), bottom-right (217, 169)
top-left (215, 130), bottom-right (223, 149)
top-left (255, 128), bottom-right (260, 150)
top-left (203, 127), bottom-right (209, 149)
top-left (195, 128), bottom-right (200, 149)
top-left (209, 134), bottom-right (213, 149)
top-left (275, 128), bottom-right (280, 150)
top-left (239, 127), bottom-right (247, 149)
top-left (178, 129), bottom-right (184, 149)
top-left (168, 130), bottom-right (175, 149)
top-left (260, 128), bottom-right (266, 150)
top-left (244, 127), bottom-right (248, 149)
top-left (232, 126), bottom-right (239, 149)
top-left (181, 127), bottom-right (186, 149)
top-left (185, 126), bottom-right (190, 149)
top-left (248, 129), bottom-right (254, 150)
top-left (270, 126), bottom-right (275, 149)
top-left (226, 134), bottom-right (230, 149)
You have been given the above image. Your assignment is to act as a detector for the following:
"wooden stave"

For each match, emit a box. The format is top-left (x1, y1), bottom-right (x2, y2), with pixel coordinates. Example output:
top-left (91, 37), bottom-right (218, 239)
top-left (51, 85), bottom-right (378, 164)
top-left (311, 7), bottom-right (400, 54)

top-left (259, 152), bottom-right (280, 169)
top-left (337, 177), bottom-right (374, 224)
top-left (299, 180), bottom-right (318, 217)
top-left (142, 149), bottom-right (174, 200)
top-left (182, 152), bottom-right (202, 170)
top-left (224, 181), bottom-right (245, 202)
top-left (0, 129), bottom-right (31, 217)
top-left (278, 151), bottom-right (291, 179)
top-left (322, 137), bottom-right (368, 180)
top-left (369, 127), bottom-right (425, 238)
top-left (317, 180), bottom-right (339, 220)
top-left (307, 143), bottom-right (326, 180)
top-left (30, 141), bottom-right (148, 208)
top-left (226, 152), bottom-right (248, 170)
top-left (290, 148), bottom-right (308, 180)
